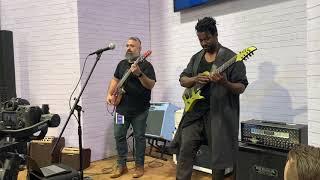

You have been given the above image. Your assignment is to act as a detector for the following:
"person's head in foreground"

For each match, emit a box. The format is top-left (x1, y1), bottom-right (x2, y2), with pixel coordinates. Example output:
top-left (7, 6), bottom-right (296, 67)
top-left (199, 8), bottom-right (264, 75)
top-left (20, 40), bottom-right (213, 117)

top-left (284, 144), bottom-right (320, 180)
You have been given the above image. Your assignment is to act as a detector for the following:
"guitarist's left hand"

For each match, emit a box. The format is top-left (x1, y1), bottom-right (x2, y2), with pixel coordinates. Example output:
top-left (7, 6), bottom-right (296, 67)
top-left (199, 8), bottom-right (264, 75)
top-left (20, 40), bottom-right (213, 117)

top-left (209, 72), bottom-right (228, 85)
top-left (130, 64), bottom-right (142, 76)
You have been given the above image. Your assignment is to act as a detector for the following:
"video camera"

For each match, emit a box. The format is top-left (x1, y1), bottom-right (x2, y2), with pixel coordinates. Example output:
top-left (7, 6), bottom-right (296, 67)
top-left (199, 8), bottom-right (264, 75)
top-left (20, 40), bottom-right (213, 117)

top-left (0, 98), bottom-right (61, 180)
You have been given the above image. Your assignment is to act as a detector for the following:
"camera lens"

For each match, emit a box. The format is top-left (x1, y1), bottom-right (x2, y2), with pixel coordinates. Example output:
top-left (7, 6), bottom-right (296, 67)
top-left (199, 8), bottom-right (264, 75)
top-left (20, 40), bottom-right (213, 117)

top-left (42, 104), bottom-right (49, 114)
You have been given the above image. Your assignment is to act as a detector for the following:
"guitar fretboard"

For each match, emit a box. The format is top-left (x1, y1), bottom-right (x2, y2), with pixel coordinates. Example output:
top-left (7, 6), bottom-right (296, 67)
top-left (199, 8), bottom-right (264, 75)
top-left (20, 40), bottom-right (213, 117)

top-left (195, 55), bottom-right (237, 91)
top-left (115, 55), bottom-right (146, 92)
top-left (214, 55), bottom-right (236, 74)
top-left (117, 69), bottom-right (131, 90)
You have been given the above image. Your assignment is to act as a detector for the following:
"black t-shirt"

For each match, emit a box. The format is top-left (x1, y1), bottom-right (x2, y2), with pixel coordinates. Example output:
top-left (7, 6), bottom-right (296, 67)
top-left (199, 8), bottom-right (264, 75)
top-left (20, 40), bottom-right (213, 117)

top-left (192, 56), bottom-right (213, 112)
top-left (114, 59), bottom-right (156, 116)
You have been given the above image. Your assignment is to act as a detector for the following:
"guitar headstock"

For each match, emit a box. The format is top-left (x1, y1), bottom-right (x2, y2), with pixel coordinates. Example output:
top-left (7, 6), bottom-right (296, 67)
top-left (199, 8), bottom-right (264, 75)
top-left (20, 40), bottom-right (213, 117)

top-left (136, 50), bottom-right (152, 63)
top-left (143, 50), bottom-right (152, 58)
top-left (236, 46), bottom-right (257, 62)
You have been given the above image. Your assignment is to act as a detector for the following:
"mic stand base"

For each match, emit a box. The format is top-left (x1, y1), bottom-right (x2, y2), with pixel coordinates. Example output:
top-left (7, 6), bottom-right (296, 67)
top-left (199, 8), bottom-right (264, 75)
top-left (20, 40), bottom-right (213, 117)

top-left (74, 105), bottom-right (93, 180)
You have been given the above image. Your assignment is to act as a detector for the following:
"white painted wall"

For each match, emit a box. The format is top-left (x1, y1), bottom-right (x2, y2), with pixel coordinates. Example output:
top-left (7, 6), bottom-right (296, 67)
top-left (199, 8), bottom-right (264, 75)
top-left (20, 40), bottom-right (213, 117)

top-left (307, 0), bottom-right (320, 146)
top-left (149, 0), bottom-right (308, 124)
top-left (77, 0), bottom-right (151, 160)
top-left (0, 0), bottom-right (151, 161)
top-left (0, 0), bottom-right (81, 144)
top-left (1, 0), bottom-right (319, 163)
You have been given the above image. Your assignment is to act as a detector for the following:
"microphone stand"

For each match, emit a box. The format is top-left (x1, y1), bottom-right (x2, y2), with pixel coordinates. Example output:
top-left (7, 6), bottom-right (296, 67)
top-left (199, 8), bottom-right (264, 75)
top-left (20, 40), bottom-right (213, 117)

top-left (51, 52), bottom-right (103, 180)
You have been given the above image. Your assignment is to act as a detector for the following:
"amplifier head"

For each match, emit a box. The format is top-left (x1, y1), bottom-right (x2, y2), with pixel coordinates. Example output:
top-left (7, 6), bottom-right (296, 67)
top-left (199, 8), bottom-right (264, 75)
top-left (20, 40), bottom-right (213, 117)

top-left (241, 119), bottom-right (308, 151)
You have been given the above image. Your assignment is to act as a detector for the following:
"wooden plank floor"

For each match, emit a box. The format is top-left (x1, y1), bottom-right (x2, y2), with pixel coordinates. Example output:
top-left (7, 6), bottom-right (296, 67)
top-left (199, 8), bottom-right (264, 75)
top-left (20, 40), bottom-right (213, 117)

top-left (18, 153), bottom-right (234, 179)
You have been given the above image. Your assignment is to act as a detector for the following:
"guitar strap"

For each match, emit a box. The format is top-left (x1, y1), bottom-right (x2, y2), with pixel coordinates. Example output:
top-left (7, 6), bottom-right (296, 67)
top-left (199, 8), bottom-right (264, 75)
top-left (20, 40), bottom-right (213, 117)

top-left (192, 43), bottom-right (226, 75)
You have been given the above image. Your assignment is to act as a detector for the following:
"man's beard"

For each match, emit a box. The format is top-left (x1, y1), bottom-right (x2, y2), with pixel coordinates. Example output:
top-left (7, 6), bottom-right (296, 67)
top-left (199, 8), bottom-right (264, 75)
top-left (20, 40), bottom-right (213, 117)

top-left (125, 52), bottom-right (139, 61)
top-left (204, 44), bottom-right (217, 53)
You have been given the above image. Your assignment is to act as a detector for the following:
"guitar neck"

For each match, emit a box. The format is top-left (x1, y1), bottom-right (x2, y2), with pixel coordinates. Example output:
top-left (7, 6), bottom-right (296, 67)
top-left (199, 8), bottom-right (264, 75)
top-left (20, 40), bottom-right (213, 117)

top-left (116, 60), bottom-right (140, 90)
top-left (195, 55), bottom-right (236, 90)
top-left (215, 55), bottom-right (236, 74)
top-left (116, 70), bottom-right (131, 90)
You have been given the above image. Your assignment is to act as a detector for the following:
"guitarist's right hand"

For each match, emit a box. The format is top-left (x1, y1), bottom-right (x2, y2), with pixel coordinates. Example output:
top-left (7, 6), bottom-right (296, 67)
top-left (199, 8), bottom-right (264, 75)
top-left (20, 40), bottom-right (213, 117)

top-left (106, 94), bottom-right (114, 105)
top-left (180, 73), bottom-right (209, 88)
top-left (194, 73), bottom-right (210, 84)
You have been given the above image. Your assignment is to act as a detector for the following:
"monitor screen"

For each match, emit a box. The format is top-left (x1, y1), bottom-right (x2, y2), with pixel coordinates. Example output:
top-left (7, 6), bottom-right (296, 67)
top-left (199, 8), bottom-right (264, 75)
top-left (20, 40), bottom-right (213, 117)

top-left (174, 0), bottom-right (209, 12)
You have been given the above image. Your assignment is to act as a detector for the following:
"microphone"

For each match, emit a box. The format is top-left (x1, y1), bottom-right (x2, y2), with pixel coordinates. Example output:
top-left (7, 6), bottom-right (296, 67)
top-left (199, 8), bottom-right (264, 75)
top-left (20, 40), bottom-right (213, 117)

top-left (89, 43), bottom-right (116, 55)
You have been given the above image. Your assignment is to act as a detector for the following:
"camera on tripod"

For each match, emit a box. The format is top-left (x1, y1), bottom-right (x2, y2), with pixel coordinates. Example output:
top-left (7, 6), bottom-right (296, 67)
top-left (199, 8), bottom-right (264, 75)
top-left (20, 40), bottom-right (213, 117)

top-left (0, 98), bottom-right (61, 180)
top-left (0, 98), bottom-right (60, 137)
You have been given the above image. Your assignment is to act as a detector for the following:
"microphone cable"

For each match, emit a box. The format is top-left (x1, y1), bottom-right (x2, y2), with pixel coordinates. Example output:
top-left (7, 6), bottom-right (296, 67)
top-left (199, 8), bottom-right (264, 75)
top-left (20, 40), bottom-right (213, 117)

top-left (68, 54), bottom-right (90, 121)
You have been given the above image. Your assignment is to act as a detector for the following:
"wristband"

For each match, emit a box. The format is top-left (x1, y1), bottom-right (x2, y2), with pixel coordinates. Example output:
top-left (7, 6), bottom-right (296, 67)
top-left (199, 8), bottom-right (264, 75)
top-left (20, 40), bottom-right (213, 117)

top-left (137, 73), bottom-right (143, 78)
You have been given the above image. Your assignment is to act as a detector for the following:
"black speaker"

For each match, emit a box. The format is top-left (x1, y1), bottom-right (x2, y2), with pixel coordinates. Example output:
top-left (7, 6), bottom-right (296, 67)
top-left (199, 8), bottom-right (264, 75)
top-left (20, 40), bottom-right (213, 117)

top-left (194, 145), bottom-right (211, 169)
top-left (174, 145), bottom-right (233, 175)
top-left (173, 145), bottom-right (212, 174)
top-left (0, 30), bottom-right (16, 103)
top-left (236, 143), bottom-right (287, 180)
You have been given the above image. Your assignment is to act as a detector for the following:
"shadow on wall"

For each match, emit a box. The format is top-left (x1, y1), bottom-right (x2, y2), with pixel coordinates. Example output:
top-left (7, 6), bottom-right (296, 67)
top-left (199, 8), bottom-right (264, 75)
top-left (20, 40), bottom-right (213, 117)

top-left (179, 0), bottom-right (294, 23)
top-left (241, 62), bottom-right (306, 123)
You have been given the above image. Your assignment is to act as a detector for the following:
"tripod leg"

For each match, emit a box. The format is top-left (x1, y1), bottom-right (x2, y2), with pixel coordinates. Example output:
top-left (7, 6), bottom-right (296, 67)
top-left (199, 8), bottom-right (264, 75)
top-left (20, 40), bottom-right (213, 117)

top-left (1, 154), bottom-right (21, 180)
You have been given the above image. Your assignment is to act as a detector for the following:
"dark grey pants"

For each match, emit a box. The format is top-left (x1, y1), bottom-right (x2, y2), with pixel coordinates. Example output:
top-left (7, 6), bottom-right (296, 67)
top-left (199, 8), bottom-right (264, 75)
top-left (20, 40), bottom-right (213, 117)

top-left (114, 110), bottom-right (149, 167)
top-left (176, 118), bottom-right (225, 180)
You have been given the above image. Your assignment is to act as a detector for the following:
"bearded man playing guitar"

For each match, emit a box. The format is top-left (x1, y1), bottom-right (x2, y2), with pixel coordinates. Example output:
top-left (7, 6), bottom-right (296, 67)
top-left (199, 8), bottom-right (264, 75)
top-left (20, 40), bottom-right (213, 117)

top-left (106, 37), bottom-right (156, 178)
top-left (172, 17), bottom-right (250, 180)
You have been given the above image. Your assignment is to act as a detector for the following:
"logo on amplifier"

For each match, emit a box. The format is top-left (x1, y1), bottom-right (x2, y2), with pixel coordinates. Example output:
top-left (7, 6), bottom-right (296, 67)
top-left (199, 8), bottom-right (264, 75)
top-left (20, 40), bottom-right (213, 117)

top-left (253, 165), bottom-right (278, 177)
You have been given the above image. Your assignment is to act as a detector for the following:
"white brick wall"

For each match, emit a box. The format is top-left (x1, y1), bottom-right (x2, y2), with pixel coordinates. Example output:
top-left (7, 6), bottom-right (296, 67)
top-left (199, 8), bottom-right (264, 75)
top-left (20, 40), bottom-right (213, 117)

top-left (307, 0), bottom-right (320, 147)
top-left (150, 0), bottom-right (308, 124)
top-left (0, 0), bottom-right (81, 142)
top-left (77, 0), bottom-right (151, 160)
top-left (1, 0), bottom-right (319, 162)
top-left (0, 0), bottom-right (150, 161)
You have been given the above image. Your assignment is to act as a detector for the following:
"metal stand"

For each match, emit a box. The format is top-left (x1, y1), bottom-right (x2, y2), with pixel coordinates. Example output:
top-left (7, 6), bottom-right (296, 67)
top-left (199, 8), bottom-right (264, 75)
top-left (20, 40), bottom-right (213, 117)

top-left (51, 53), bottom-right (103, 180)
top-left (75, 104), bottom-right (85, 179)
top-left (146, 136), bottom-right (169, 161)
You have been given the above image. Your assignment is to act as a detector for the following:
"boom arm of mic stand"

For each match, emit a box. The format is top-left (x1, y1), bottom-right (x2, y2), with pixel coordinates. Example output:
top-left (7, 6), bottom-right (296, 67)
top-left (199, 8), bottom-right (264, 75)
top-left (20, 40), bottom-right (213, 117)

top-left (51, 53), bottom-right (103, 180)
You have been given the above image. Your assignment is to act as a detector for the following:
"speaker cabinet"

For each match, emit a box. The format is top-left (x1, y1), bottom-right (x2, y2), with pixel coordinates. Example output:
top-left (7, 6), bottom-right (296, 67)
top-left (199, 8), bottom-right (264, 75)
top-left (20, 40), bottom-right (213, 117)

top-left (173, 145), bottom-right (212, 174)
top-left (173, 110), bottom-right (233, 175)
top-left (173, 145), bottom-right (233, 175)
top-left (60, 147), bottom-right (91, 170)
top-left (145, 102), bottom-right (179, 141)
top-left (173, 109), bottom-right (213, 173)
top-left (30, 136), bottom-right (65, 167)
top-left (194, 145), bottom-right (211, 170)
top-left (237, 143), bottom-right (287, 180)
top-left (0, 30), bottom-right (16, 102)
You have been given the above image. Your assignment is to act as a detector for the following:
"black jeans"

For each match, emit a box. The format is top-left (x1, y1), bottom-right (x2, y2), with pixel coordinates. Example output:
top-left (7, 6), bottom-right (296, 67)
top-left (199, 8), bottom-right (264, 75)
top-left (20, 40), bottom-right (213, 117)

top-left (176, 118), bottom-right (225, 180)
top-left (114, 110), bottom-right (149, 167)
